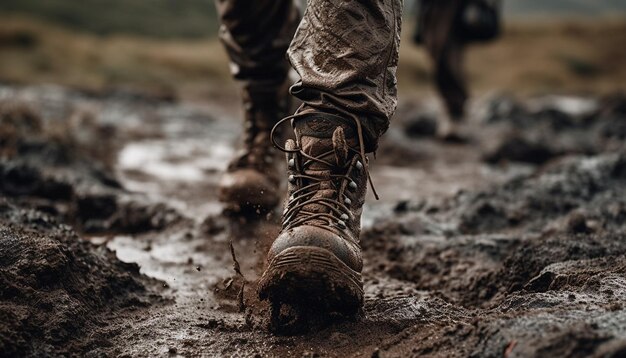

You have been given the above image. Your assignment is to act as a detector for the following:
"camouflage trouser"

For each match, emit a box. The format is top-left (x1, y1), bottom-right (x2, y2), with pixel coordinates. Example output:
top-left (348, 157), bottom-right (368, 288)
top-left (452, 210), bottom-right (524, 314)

top-left (215, 0), bottom-right (403, 151)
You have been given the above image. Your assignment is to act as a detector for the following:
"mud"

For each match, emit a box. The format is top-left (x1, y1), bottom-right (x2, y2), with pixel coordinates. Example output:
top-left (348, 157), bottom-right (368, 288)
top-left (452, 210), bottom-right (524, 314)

top-left (0, 201), bottom-right (162, 356)
top-left (482, 94), bottom-right (626, 164)
top-left (0, 97), bottom-right (180, 235)
top-left (1, 84), bottom-right (625, 357)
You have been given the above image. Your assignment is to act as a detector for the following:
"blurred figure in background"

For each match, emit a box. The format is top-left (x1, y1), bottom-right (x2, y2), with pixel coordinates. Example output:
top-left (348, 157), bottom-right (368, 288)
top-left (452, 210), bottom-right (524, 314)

top-left (414, 0), bottom-right (501, 139)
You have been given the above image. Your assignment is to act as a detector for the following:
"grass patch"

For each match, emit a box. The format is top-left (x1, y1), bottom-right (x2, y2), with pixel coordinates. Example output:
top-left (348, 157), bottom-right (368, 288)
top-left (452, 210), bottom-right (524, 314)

top-left (0, 16), bottom-right (230, 97)
top-left (0, 16), bottom-right (625, 99)
top-left (0, 0), bottom-right (218, 38)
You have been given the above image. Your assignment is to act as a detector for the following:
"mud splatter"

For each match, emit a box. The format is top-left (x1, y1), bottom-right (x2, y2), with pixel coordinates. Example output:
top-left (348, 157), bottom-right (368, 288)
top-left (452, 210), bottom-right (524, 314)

top-left (229, 240), bottom-right (246, 312)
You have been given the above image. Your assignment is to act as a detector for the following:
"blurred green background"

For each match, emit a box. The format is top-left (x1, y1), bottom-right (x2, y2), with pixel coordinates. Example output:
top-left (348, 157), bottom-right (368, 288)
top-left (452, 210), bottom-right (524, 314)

top-left (0, 0), bottom-right (624, 100)
top-left (0, 0), bottom-right (218, 38)
top-left (1, 0), bottom-right (625, 39)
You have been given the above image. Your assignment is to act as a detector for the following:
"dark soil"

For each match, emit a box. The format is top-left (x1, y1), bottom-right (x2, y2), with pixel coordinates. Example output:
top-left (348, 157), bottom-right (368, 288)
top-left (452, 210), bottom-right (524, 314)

top-left (481, 94), bottom-right (626, 164)
top-left (1, 84), bottom-right (625, 357)
top-left (0, 100), bottom-right (180, 235)
top-left (0, 201), bottom-right (163, 356)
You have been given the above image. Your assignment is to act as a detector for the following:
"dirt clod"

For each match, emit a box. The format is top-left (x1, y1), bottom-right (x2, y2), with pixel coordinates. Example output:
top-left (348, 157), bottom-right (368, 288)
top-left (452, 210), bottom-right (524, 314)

top-left (0, 201), bottom-right (161, 356)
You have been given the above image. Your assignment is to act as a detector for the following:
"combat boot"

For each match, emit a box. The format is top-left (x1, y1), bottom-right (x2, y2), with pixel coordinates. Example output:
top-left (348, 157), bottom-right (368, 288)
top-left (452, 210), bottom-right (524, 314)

top-left (258, 113), bottom-right (373, 323)
top-left (218, 88), bottom-right (289, 214)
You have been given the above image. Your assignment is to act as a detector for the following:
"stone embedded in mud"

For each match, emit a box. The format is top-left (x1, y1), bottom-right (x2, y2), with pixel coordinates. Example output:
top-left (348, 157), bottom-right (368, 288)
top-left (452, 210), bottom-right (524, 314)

top-left (0, 201), bottom-right (160, 356)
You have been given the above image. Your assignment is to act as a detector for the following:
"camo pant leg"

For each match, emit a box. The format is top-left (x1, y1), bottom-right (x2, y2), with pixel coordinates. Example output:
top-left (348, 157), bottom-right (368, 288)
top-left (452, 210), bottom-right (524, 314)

top-left (216, 0), bottom-right (403, 151)
top-left (288, 0), bottom-right (403, 151)
top-left (215, 0), bottom-right (300, 95)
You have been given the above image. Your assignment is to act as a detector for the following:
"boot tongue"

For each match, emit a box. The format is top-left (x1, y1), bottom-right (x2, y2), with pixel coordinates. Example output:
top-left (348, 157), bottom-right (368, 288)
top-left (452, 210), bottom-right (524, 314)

top-left (294, 116), bottom-right (354, 170)
top-left (293, 116), bottom-right (356, 218)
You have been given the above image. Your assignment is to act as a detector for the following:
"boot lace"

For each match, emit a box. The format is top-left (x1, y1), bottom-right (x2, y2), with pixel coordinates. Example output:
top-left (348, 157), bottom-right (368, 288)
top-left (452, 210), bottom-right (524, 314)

top-left (270, 111), bottom-right (379, 230)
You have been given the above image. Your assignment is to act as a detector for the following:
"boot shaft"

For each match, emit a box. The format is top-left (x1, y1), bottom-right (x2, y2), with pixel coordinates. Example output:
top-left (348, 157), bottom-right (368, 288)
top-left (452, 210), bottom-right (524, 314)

top-left (230, 85), bottom-right (290, 171)
top-left (282, 114), bottom-right (369, 241)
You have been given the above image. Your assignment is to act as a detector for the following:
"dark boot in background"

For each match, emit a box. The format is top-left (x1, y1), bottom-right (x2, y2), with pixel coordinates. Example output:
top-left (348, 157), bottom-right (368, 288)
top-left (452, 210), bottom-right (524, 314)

top-left (218, 86), bottom-right (290, 214)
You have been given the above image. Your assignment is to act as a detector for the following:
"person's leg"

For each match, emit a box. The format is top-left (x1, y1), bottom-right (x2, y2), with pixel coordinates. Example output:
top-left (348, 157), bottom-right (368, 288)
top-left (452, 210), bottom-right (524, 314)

top-left (258, 0), bottom-right (403, 323)
top-left (419, 0), bottom-right (467, 138)
top-left (433, 40), bottom-right (468, 140)
top-left (287, 0), bottom-right (403, 152)
top-left (435, 40), bottom-right (467, 122)
top-left (216, 0), bottom-right (299, 93)
top-left (215, 0), bottom-right (300, 213)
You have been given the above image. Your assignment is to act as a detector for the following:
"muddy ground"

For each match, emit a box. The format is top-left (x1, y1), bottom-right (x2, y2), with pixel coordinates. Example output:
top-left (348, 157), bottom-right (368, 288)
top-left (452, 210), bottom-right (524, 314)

top-left (0, 84), bottom-right (625, 357)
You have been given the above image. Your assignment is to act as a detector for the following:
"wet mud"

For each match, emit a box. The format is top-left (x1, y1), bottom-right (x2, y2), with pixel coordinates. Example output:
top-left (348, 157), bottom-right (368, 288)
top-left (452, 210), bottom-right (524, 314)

top-left (1, 84), bottom-right (625, 357)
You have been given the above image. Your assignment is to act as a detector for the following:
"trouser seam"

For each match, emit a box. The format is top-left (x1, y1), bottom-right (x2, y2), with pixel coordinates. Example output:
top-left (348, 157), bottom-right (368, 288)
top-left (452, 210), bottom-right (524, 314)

top-left (381, 0), bottom-right (398, 97)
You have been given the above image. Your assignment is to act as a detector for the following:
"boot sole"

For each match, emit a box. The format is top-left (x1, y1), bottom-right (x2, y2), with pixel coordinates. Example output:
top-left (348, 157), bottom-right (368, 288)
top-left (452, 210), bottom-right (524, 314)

top-left (258, 246), bottom-right (363, 331)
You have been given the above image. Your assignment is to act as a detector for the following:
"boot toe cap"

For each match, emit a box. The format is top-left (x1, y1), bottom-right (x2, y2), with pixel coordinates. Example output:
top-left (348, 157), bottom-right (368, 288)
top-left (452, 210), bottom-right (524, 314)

top-left (268, 225), bottom-right (362, 272)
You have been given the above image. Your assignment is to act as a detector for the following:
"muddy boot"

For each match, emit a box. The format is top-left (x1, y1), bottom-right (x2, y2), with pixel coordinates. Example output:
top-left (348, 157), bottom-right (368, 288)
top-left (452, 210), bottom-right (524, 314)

top-left (258, 113), bottom-right (370, 331)
top-left (219, 88), bottom-right (289, 214)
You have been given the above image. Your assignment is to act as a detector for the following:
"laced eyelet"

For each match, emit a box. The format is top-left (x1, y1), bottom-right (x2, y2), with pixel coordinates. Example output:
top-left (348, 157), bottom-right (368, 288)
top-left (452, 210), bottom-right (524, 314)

top-left (271, 112), bottom-right (382, 230)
